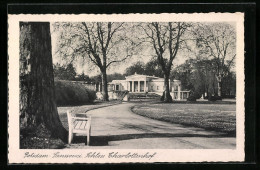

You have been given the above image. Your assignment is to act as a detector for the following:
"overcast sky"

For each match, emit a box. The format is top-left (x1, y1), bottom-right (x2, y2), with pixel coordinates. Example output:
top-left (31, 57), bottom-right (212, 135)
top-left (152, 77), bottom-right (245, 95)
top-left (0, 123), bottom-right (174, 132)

top-left (50, 22), bottom-right (235, 77)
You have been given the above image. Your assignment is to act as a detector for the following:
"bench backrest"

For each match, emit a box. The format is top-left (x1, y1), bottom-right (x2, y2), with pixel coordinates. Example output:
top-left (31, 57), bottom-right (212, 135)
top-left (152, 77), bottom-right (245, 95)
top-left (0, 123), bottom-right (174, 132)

top-left (67, 111), bottom-right (75, 130)
top-left (67, 110), bottom-right (91, 130)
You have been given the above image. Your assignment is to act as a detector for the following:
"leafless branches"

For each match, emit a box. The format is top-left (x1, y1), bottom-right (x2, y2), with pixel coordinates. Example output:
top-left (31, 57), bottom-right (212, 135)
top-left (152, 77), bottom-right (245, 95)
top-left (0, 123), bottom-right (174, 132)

top-left (192, 23), bottom-right (236, 77)
top-left (139, 22), bottom-right (190, 76)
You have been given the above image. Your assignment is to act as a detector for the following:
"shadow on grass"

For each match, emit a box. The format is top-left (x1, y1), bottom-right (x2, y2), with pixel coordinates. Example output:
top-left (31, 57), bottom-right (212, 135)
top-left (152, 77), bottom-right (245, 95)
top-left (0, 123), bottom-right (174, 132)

top-left (71, 132), bottom-right (235, 146)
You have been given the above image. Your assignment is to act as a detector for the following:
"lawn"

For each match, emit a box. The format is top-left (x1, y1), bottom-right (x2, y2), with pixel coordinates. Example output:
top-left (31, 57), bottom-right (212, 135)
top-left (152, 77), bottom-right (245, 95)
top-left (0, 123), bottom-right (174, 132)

top-left (131, 103), bottom-right (236, 136)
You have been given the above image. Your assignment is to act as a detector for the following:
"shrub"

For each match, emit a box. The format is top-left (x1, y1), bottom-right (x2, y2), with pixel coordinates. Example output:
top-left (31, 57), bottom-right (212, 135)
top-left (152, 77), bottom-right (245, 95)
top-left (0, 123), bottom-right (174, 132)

top-left (222, 95), bottom-right (235, 99)
top-left (55, 80), bottom-right (96, 106)
top-left (215, 96), bottom-right (222, 100)
top-left (160, 92), bottom-right (165, 101)
top-left (208, 95), bottom-right (222, 101)
top-left (193, 92), bottom-right (201, 99)
top-left (187, 95), bottom-right (197, 101)
top-left (186, 91), bottom-right (201, 101)
top-left (86, 90), bottom-right (97, 102)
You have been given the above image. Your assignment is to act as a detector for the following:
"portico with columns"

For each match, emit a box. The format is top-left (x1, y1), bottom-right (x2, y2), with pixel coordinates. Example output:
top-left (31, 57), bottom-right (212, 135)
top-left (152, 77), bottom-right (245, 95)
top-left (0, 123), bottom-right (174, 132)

top-left (126, 76), bottom-right (148, 93)
top-left (108, 72), bottom-right (190, 100)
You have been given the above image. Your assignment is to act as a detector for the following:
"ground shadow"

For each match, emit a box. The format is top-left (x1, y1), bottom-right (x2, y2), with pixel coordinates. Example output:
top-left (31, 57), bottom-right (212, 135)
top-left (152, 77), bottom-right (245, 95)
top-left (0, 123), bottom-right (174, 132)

top-left (71, 132), bottom-right (234, 146)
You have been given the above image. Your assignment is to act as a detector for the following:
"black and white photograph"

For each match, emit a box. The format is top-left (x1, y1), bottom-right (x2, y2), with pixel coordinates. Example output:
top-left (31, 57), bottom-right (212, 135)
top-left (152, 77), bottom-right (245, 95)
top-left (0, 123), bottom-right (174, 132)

top-left (8, 13), bottom-right (245, 163)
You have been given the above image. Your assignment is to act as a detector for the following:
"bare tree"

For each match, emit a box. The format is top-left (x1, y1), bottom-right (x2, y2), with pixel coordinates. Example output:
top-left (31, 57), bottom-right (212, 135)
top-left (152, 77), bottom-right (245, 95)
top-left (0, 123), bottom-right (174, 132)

top-left (140, 22), bottom-right (190, 102)
top-left (20, 22), bottom-right (67, 142)
top-left (54, 22), bottom-right (136, 101)
top-left (193, 23), bottom-right (236, 97)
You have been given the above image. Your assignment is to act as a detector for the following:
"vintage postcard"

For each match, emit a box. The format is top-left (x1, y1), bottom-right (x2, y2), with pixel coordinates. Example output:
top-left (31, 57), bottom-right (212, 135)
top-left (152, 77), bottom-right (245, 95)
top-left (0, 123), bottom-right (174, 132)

top-left (8, 13), bottom-right (244, 163)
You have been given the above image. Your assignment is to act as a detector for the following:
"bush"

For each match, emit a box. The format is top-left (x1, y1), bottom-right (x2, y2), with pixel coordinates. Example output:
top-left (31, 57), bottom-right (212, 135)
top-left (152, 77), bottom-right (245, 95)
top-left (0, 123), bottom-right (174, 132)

top-left (208, 96), bottom-right (216, 101)
top-left (193, 92), bottom-right (201, 99)
top-left (222, 95), bottom-right (236, 99)
top-left (55, 80), bottom-right (96, 106)
top-left (186, 91), bottom-right (200, 101)
top-left (215, 96), bottom-right (222, 100)
top-left (208, 95), bottom-right (222, 101)
top-left (86, 89), bottom-right (97, 102)
top-left (187, 95), bottom-right (197, 101)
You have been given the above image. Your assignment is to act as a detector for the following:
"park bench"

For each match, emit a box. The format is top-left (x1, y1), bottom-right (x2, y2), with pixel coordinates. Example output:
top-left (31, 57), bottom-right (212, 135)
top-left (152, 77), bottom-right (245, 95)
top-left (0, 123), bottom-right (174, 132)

top-left (67, 111), bottom-right (91, 145)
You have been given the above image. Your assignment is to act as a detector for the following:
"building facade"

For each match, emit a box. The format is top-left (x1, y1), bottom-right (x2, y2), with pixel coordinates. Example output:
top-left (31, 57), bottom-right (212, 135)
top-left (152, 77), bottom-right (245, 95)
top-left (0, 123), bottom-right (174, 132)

top-left (108, 73), bottom-right (190, 100)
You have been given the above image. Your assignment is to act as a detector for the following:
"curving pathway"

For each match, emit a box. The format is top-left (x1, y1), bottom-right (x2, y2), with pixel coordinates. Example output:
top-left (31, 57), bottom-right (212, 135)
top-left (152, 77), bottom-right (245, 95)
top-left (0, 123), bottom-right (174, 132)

top-left (66, 103), bottom-right (235, 149)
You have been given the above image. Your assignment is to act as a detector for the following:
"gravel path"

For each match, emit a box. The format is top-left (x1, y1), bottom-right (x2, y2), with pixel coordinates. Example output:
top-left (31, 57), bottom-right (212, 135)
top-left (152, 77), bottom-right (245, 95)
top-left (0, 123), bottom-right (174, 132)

top-left (63, 102), bottom-right (236, 149)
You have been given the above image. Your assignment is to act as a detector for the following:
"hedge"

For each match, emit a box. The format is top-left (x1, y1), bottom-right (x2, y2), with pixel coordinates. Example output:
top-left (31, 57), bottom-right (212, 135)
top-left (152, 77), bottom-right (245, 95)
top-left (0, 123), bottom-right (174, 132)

top-left (55, 80), bottom-right (97, 106)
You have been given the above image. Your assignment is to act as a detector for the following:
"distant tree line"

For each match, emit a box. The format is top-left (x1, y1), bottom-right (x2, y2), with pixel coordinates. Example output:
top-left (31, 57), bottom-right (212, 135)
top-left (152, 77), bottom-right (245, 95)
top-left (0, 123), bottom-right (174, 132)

top-left (171, 59), bottom-right (236, 98)
top-left (54, 56), bottom-right (236, 99)
top-left (53, 63), bottom-right (77, 80)
top-left (53, 63), bottom-right (125, 83)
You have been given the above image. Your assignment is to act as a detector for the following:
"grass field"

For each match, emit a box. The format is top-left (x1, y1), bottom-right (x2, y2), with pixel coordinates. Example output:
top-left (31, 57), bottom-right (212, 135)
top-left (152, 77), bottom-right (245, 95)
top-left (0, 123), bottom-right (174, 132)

top-left (131, 103), bottom-right (236, 136)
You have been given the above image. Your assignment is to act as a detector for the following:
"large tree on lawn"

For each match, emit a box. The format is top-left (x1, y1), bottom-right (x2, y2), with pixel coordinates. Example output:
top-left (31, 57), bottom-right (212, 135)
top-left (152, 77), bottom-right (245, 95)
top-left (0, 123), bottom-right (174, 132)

top-left (193, 23), bottom-right (236, 97)
top-left (54, 22), bottom-right (136, 101)
top-left (140, 22), bottom-right (190, 102)
top-left (20, 22), bottom-right (67, 142)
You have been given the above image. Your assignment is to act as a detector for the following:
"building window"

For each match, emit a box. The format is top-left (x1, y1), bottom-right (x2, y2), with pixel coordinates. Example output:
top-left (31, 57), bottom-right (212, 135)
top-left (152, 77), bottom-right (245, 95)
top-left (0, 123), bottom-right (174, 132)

top-left (157, 86), bottom-right (159, 90)
top-left (174, 86), bottom-right (178, 91)
top-left (183, 93), bottom-right (187, 99)
top-left (174, 92), bottom-right (178, 99)
top-left (116, 85), bottom-right (119, 91)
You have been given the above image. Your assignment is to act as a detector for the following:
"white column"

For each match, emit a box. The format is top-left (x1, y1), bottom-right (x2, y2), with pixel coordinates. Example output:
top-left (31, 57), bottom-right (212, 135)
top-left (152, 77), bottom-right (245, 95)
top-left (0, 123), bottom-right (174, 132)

top-left (144, 80), bottom-right (147, 92)
top-left (132, 81), bottom-right (134, 92)
top-left (138, 81), bottom-right (140, 92)
top-left (178, 85), bottom-right (181, 100)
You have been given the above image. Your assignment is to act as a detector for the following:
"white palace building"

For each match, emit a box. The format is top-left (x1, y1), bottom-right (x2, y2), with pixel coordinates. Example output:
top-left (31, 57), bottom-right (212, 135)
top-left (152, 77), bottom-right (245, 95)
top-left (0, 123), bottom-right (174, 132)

top-left (108, 73), bottom-right (190, 100)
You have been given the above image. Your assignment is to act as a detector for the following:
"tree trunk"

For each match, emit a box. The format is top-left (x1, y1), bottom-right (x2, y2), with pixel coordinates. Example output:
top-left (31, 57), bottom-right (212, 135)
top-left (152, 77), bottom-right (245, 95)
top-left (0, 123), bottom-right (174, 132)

top-left (19, 22), bottom-right (67, 142)
top-left (101, 70), bottom-right (109, 101)
top-left (163, 74), bottom-right (173, 103)
top-left (216, 74), bottom-right (222, 97)
top-left (205, 86), bottom-right (209, 98)
top-left (217, 80), bottom-right (222, 97)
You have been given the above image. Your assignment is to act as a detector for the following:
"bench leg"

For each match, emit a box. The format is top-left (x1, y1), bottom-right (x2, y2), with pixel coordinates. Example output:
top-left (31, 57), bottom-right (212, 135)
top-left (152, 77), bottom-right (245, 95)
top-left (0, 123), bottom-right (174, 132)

top-left (68, 131), bottom-right (73, 144)
top-left (87, 127), bottom-right (91, 146)
top-left (87, 135), bottom-right (90, 146)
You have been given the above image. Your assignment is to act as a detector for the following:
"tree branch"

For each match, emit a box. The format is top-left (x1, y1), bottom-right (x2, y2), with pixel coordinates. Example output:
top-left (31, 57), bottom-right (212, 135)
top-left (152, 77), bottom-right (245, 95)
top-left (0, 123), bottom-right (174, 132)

top-left (106, 55), bottom-right (130, 68)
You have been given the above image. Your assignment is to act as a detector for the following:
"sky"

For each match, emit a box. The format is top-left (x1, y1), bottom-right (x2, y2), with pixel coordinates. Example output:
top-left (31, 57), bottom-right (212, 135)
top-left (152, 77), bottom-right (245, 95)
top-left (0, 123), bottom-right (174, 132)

top-left (50, 24), bottom-right (190, 77)
top-left (50, 22), bottom-right (235, 77)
